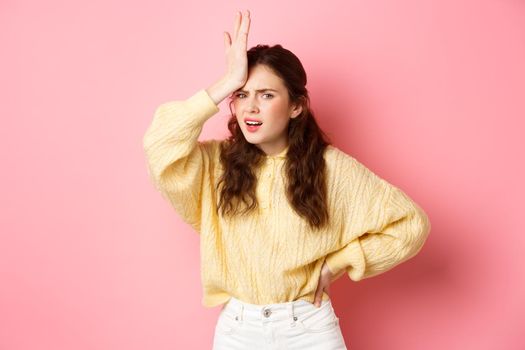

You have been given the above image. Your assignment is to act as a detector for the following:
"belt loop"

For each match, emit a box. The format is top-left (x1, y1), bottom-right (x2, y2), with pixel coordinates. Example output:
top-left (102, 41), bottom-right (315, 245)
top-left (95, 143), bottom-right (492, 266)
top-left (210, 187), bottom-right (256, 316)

top-left (233, 300), bottom-right (244, 324)
top-left (287, 301), bottom-right (297, 327)
top-left (239, 304), bottom-right (244, 324)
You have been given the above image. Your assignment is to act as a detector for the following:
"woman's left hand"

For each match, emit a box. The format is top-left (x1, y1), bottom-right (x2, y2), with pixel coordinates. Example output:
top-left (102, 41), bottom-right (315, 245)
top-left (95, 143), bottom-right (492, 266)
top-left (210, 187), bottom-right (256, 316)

top-left (313, 261), bottom-right (346, 307)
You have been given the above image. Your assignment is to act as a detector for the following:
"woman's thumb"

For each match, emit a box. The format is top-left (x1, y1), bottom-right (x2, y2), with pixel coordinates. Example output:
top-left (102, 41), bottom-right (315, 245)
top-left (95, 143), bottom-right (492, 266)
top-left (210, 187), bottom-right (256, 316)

top-left (313, 285), bottom-right (324, 308)
top-left (223, 32), bottom-right (231, 49)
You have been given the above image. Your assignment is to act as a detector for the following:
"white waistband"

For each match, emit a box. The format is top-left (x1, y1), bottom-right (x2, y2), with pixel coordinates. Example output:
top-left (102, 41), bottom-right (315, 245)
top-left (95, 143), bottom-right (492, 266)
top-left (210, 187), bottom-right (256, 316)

top-left (223, 296), bottom-right (332, 322)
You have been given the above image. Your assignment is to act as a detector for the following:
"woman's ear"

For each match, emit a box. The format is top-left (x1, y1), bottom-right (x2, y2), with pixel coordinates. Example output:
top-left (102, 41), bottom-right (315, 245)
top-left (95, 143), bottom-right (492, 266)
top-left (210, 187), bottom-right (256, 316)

top-left (290, 98), bottom-right (304, 119)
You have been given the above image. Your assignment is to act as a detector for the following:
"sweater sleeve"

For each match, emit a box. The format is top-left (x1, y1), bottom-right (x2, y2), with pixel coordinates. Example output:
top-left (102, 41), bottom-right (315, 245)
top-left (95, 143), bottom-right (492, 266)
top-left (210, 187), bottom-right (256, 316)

top-left (142, 89), bottom-right (221, 233)
top-left (324, 156), bottom-right (431, 281)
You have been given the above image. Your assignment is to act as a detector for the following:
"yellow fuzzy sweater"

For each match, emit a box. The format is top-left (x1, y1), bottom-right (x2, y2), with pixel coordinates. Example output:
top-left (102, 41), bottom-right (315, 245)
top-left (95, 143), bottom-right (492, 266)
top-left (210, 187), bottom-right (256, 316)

top-left (142, 88), bottom-right (431, 308)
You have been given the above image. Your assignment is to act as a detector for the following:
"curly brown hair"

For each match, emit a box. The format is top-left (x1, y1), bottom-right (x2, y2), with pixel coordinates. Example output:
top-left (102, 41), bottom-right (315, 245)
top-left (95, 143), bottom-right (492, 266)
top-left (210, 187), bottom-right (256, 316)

top-left (216, 44), bottom-right (332, 230)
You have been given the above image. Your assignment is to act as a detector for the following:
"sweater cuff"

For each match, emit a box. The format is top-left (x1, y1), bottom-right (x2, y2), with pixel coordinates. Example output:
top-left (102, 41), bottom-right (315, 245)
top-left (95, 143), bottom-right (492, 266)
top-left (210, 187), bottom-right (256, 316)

top-left (325, 238), bottom-right (367, 281)
top-left (184, 88), bottom-right (221, 125)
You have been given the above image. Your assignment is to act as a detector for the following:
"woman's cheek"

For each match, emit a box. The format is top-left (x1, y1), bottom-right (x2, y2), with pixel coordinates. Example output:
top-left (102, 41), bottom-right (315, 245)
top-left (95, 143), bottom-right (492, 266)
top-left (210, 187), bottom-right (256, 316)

top-left (262, 103), bottom-right (283, 120)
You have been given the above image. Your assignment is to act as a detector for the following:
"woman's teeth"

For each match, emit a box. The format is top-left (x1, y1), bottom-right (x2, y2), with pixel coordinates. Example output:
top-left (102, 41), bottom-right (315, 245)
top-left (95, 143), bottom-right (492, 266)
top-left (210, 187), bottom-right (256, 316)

top-left (246, 121), bottom-right (263, 125)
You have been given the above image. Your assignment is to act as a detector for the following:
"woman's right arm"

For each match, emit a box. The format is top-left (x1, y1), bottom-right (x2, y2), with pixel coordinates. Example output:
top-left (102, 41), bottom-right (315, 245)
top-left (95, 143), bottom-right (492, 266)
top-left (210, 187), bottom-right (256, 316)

top-left (142, 77), bottom-right (237, 232)
top-left (142, 74), bottom-right (239, 192)
top-left (142, 10), bottom-right (252, 232)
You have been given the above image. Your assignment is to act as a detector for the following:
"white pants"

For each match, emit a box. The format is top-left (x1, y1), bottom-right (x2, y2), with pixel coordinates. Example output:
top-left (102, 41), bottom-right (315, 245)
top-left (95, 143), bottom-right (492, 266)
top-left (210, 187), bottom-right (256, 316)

top-left (212, 296), bottom-right (348, 350)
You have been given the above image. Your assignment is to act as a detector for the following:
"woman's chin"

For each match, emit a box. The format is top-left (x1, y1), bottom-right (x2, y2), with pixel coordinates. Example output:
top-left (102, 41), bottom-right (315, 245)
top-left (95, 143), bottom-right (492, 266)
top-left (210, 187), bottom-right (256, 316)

top-left (243, 135), bottom-right (263, 145)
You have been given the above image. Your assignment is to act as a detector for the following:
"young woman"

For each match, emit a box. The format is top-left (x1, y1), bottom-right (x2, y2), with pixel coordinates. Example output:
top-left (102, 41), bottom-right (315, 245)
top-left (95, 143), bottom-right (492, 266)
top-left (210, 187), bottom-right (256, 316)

top-left (143, 9), bottom-right (431, 350)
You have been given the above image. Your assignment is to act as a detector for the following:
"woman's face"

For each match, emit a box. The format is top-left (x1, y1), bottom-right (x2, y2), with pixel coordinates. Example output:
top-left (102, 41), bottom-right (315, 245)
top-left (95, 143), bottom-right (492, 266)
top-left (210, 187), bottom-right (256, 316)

top-left (232, 64), bottom-right (302, 156)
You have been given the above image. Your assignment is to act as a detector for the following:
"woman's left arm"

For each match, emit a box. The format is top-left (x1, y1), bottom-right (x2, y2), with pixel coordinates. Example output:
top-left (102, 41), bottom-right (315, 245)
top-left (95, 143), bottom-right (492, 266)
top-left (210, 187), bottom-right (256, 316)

top-left (324, 157), bottom-right (432, 282)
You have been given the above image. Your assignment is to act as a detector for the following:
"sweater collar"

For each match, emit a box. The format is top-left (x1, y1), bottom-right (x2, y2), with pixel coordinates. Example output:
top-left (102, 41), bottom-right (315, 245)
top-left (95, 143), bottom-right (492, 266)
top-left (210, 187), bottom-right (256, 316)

top-left (265, 144), bottom-right (289, 159)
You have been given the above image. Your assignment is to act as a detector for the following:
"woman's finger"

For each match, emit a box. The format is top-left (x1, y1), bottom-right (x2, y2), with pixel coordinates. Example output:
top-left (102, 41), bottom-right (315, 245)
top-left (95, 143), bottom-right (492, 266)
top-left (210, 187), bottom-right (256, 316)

top-left (239, 10), bottom-right (250, 43)
top-left (233, 10), bottom-right (241, 41)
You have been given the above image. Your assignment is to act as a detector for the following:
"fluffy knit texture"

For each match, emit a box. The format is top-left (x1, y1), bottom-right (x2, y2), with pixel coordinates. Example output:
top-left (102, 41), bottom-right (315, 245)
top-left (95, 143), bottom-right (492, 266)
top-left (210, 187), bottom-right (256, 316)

top-left (142, 88), bottom-right (431, 308)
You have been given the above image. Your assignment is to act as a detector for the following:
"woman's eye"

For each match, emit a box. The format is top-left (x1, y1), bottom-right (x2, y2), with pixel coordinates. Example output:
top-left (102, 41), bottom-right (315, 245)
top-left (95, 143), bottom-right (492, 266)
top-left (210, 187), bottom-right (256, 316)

top-left (235, 93), bottom-right (246, 98)
top-left (263, 93), bottom-right (273, 99)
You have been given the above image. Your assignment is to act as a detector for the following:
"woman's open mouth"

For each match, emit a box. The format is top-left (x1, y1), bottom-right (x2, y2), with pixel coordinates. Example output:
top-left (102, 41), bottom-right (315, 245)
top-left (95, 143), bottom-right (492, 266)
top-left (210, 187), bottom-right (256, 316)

top-left (245, 120), bottom-right (263, 132)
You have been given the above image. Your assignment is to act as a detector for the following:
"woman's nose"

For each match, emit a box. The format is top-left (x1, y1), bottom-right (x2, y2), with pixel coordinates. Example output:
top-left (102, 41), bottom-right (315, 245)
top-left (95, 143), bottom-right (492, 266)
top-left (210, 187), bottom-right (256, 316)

top-left (246, 98), bottom-right (259, 113)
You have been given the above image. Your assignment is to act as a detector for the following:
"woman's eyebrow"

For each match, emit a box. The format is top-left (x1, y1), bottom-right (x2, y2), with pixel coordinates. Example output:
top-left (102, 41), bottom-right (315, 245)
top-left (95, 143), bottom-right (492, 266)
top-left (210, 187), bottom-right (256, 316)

top-left (236, 88), bottom-right (279, 93)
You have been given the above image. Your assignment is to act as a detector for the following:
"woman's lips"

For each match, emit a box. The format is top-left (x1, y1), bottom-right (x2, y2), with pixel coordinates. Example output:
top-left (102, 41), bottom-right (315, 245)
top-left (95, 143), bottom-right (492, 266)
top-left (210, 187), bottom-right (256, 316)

top-left (244, 117), bottom-right (263, 123)
top-left (244, 117), bottom-right (263, 132)
top-left (245, 123), bottom-right (262, 132)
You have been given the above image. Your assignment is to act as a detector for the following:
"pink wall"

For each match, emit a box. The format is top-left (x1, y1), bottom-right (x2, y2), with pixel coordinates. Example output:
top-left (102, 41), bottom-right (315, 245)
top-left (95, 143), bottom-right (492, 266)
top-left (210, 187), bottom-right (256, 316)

top-left (1, 0), bottom-right (524, 349)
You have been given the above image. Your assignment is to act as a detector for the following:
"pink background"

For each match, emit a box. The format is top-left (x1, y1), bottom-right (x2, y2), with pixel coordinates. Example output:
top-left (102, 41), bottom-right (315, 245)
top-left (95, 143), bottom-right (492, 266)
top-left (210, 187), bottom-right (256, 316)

top-left (1, 0), bottom-right (524, 349)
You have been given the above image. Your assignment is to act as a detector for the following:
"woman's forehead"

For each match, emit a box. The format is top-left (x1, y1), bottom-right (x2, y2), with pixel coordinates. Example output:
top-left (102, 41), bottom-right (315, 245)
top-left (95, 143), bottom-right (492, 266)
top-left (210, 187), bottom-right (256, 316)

top-left (243, 66), bottom-right (285, 91)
